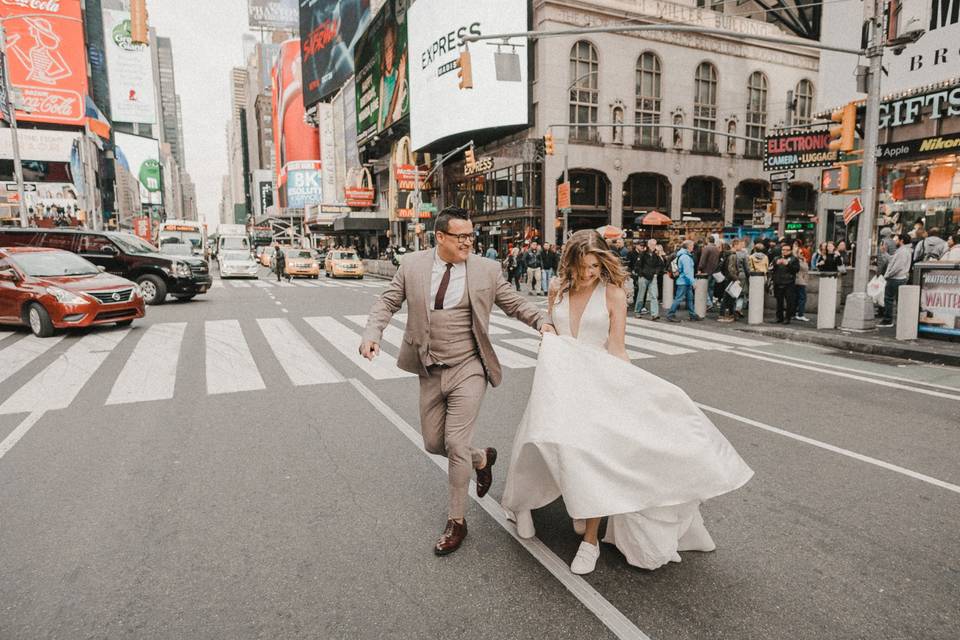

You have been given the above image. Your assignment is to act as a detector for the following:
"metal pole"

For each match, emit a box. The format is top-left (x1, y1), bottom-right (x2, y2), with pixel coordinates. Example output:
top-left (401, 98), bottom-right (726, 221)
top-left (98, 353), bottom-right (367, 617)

top-left (777, 90), bottom-right (794, 238)
top-left (562, 139), bottom-right (569, 243)
top-left (0, 23), bottom-right (28, 228)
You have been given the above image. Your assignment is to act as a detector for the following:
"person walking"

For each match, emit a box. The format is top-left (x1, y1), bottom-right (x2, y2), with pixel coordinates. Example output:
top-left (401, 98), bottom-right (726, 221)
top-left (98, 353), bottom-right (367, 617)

top-left (666, 240), bottom-right (700, 322)
top-left (771, 242), bottom-right (800, 324)
top-left (697, 236), bottom-right (722, 309)
top-left (635, 239), bottom-right (664, 320)
top-left (878, 233), bottom-right (913, 328)
top-left (273, 243), bottom-right (286, 282)
top-left (524, 241), bottom-right (544, 295)
top-left (484, 245), bottom-right (498, 260)
top-left (734, 239), bottom-right (750, 318)
top-left (506, 247), bottom-right (522, 291)
top-left (717, 243), bottom-right (744, 323)
top-left (625, 240), bottom-right (643, 306)
top-left (793, 242), bottom-right (811, 322)
top-left (541, 243), bottom-right (558, 295)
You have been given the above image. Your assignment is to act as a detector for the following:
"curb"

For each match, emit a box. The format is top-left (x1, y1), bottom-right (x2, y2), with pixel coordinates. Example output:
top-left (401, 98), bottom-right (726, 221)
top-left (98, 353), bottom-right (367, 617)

top-left (734, 324), bottom-right (960, 367)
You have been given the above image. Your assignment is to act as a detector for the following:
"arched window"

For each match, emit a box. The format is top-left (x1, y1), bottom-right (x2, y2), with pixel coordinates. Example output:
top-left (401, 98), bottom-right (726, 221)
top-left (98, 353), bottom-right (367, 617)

top-left (635, 52), bottom-right (662, 147)
top-left (745, 71), bottom-right (768, 157)
top-left (693, 62), bottom-right (718, 152)
top-left (795, 79), bottom-right (814, 125)
top-left (569, 41), bottom-right (599, 142)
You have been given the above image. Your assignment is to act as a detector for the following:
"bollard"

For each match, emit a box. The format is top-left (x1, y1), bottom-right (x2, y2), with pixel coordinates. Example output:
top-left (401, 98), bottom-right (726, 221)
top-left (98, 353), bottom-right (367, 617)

top-left (694, 277), bottom-right (709, 318)
top-left (896, 285), bottom-right (920, 341)
top-left (817, 275), bottom-right (837, 329)
top-left (662, 276), bottom-right (674, 311)
top-left (748, 275), bottom-right (765, 325)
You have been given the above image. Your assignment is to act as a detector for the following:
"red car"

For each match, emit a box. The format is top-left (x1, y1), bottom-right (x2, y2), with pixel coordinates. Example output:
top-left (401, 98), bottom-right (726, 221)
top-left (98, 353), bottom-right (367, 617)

top-left (0, 247), bottom-right (145, 338)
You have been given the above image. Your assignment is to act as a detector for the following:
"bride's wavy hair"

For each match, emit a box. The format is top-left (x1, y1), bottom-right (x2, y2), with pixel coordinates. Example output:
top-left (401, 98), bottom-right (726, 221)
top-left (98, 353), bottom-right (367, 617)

top-left (553, 230), bottom-right (627, 303)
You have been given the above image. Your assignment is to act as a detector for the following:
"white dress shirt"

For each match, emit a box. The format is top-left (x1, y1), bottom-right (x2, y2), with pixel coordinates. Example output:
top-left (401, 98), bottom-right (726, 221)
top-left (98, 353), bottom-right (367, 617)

top-left (430, 250), bottom-right (467, 310)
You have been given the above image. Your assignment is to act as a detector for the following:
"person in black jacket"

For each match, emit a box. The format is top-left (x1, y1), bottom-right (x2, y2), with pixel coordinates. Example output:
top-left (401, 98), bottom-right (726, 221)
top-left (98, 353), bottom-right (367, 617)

top-left (634, 239), bottom-right (665, 319)
top-left (273, 243), bottom-right (286, 282)
top-left (541, 243), bottom-right (559, 294)
top-left (625, 240), bottom-right (644, 305)
top-left (771, 242), bottom-right (800, 324)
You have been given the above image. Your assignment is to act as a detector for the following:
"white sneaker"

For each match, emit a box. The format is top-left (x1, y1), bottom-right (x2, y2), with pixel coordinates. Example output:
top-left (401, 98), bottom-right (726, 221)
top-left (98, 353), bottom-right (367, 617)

top-left (570, 541), bottom-right (600, 575)
top-left (572, 518), bottom-right (586, 535)
top-left (516, 510), bottom-right (536, 539)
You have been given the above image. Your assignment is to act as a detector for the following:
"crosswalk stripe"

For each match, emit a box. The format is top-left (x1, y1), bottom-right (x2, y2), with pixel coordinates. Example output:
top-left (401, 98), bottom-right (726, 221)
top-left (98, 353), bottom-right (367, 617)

top-left (205, 320), bottom-right (265, 395)
top-left (0, 330), bottom-right (128, 415)
top-left (332, 280), bottom-right (361, 288)
top-left (492, 344), bottom-right (538, 368)
top-left (623, 334), bottom-right (694, 356)
top-left (0, 334), bottom-right (65, 386)
top-left (275, 281), bottom-right (295, 287)
top-left (292, 280), bottom-right (319, 287)
top-left (0, 330), bottom-right (12, 342)
top-left (257, 318), bottom-right (344, 385)
top-left (305, 316), bottom-right (414, 380)
top-left (489, 314), bottom-right (541, 336)
top-left (503, 338), bottom-right (653, 361)
top-left (345, 315), bottom-right (406, 348)
top-left (626, 325), bottom-right (731, 351)
top-left (106, 323), bottom-right (186, 405)
top-left (394, 313), bottom-right (510, 336)
top-left (229, 281), bottom-right (251, 288)
top-left (627, 318), bottom-right (769, 347)
top-left (250, 280), bottom-right (272, 288)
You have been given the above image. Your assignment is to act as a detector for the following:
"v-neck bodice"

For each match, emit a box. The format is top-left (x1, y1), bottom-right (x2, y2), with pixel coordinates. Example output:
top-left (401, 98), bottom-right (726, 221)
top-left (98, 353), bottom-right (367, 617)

top-left (553, 282), bottom-right (609, 349)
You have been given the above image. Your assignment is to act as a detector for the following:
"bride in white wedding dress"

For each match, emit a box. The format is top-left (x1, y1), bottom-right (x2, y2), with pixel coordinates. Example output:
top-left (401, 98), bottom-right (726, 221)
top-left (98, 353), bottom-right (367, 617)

top-left (502, 230), bottom-right (754, 575)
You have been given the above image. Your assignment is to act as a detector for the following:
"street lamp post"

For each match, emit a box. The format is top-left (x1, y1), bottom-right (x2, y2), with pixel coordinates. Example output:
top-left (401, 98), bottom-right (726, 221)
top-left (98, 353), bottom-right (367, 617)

top-left (0, 22), bottom-right (28, 227)
top-left (558, 70), bottom-right (598, 241)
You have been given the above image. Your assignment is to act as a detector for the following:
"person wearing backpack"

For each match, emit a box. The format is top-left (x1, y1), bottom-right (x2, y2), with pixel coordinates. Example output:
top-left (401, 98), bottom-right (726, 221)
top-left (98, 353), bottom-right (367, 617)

top-left (878, 233), bottom-right (913, 328)
top-left (717, 243), bottom-right (745, 323)
top-left (914, 227), bottom-right (948, 262)
top-left (666, 240), bottom-right (700, 322)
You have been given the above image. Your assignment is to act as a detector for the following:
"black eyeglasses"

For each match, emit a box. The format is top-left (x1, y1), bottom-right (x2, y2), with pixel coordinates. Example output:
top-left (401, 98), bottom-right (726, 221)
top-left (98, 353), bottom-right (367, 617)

top-left (439, 232), bottom-right (474, 245)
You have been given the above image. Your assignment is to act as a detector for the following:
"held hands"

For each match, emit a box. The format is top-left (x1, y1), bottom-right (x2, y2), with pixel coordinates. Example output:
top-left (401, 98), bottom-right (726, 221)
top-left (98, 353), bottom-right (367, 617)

top-left (541, 323), bottom-right (557, 335)
top-left (359, 340), bottom-right (380, 361)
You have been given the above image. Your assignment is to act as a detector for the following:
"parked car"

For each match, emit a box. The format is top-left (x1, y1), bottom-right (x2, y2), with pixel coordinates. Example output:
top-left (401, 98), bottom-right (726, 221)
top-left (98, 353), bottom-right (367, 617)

top-left (0, 228), bottom-right (212, 305)
top-left (218, 249), bottom-right (260, 279)
top-left (259, 246), bottom-right (275, 267)
top-left (0, 247), bottom-right (145, 338)
top-left (284, 248), bottom-right (321, 279)
top-left (325, 250), bottom-right (365, 279)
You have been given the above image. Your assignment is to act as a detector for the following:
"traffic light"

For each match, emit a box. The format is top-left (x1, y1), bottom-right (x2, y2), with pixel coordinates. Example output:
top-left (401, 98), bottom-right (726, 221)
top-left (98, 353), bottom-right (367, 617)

top-left (828, 103), bottom-right (856, 153)
top-left (544, 132), bottom-right (555, 156)
top-left (766, 201), bottom-right (779, 220)
top-left (130, 0), bottom-right (149, 45)
top-left (457, 51), bottom-right (473, 90)
top-left (821, 165), bottom-right (850, 192)
top-left (465, 148), bottom-right (476, 168)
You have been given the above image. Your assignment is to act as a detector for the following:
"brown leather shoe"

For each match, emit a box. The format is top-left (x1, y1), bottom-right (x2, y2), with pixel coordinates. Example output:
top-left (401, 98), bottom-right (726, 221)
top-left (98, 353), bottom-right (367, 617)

top-left (475, 447), bottom-right (497, 498)
top-left (434, 519), bottom-right (467, 556)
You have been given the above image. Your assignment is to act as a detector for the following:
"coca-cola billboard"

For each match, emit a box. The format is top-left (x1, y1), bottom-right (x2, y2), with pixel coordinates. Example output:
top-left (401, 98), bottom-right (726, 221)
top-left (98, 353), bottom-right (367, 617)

top-left (0, 0), bottom-right (88, 125)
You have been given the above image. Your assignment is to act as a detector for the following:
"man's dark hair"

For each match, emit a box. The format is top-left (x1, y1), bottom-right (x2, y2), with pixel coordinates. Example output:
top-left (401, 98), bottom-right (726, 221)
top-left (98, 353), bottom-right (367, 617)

top-left (435, 207), bottom-right (470, 234)
top-left (898, 233), bottom-right (912, 244)
top-left (928, 227), bottom-right (941, 238)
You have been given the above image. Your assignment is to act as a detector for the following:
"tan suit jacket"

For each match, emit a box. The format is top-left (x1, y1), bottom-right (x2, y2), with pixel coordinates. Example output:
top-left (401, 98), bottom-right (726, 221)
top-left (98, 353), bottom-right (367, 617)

top-left (362, 249), bottom-right (545, 387)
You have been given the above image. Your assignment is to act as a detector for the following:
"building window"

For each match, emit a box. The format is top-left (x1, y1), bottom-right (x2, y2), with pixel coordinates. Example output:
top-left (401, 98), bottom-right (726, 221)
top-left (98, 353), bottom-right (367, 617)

top-left (569, 41), bottom-right (599, 142)
top-left (635, 52), bottom-right (662, 148)
top-left (745, 71), bottom-right (768, 158)
top-left (693, 62), bottom-right (718, 152)
top-left (795, 79), bottom-right (814, 125)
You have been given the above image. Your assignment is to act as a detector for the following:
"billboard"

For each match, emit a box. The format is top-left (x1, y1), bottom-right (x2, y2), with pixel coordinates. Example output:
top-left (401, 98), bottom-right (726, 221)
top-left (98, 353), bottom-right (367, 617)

top-left (272, 39), bottom-right (321, 207)
top-left (407, 0), bottom-right (529, 151)
top-left (103, 8), bottom-right (157, 124)
top-left (249, 0), bottom-right (300, 31)
top-left (299, 0), bottom-right (372, 107)
top-left (0, 0), bottom-right (88, 125)
top-left (0, 129), bottom-right (79, 163)
top-left (763, 130), bottom-right (839, 171)
top-left (114, 132), bottom-right (162, 206)
top-left (285, 160), bottom-right (323, 208)
top-left (919, 268), bottom-right (960, 338)
top-left (354, 0), bottom-right (409, 143)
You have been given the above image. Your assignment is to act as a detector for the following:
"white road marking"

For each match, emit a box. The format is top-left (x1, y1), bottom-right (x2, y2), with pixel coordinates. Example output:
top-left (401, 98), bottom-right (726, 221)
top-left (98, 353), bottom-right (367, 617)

top-left (492, 344), bottom-right (538, 369)
top-left (349, 378), bottom-right (651, 640)
top-left (275, 281), bottom-right (295, 288)
top-left (229, 281), bottom-right (250, 288)
top-left (250, 280), bottom-right (272, 288)
top-left (730, 350), bottom-right (960, 401)
top-left (628, 318), bottom-right (769, 347)
top-left (0, 412), bottom-right (45, 461)
top-left (626, 325), bottom-right (732, 351)
top-left (331, 280), bottom-right (361, 288)
top-left (698, 403), bottom-right (960, 496)
top-left (345, 315), bottom-right (406, 349)
top-left (106, 323), bottom-right (186, 405)
top-left (204, 320), bottom-right (265, 395)
top-left (623, 334), bottom-right (694, 356)
top-left (0, 330), bottom-right (15, 342)
top-left (0, 330), bottom-right (128, 415)
top-left (394, 313), bottom-right (510, 335)
top-left (257, 318), bottom-right (344, 385)
top-left (305, 316), bottom-right (414, 380)
top-left (489, 314), bottom-right (542, 336)
top-left (503, 338), bottom-right (653, 361)
top-left (0, 334), bottom-right (64, 386)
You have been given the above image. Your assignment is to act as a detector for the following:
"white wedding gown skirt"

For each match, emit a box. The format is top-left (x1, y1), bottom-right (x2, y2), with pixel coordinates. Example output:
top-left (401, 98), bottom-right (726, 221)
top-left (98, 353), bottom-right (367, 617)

top-left (502, 330), bottom-right (754, 570)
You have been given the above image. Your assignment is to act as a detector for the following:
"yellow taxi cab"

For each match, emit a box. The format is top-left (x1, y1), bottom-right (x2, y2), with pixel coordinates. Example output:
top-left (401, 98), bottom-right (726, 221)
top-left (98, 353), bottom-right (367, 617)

top-left (257, 246), bottom-right (274, 267)
top-left (324, 249), bottom-right (365, 279)
top-left (283, 248), bottom-right (321, 279)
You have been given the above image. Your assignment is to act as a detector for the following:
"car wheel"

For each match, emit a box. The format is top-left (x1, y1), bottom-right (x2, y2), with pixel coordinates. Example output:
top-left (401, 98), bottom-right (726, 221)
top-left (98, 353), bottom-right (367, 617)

top-left (116, 319), bottom-right (134, 328)
top-left (137, 274), bottom-right (167, 305)
top-left (173, 294), bottom-right (196, 301)
top-left (25, 302), bottom-right (54, 338)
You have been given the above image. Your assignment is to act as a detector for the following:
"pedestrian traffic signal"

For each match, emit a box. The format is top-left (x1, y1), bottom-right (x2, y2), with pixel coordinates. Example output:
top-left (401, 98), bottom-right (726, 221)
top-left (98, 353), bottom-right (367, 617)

top-left (544, 133), bottom-right (555, 156)
top-left (828, 103), bottom-right (856, 153)
top-left (465, 148), bottom-right (476, 168)
top-left (457, 51), bottom-right (473, 90)
top-left (821, 165), bottom-right (850, 192)
top-left (130, 0), bottom-right (149, 45)
top-left (765, 201), bottom-right (779, 219)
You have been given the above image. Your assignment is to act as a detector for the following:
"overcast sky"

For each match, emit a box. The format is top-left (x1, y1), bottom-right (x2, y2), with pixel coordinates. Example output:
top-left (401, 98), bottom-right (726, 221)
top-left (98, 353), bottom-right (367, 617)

top-left (147, 1), bottom-right (257, 230)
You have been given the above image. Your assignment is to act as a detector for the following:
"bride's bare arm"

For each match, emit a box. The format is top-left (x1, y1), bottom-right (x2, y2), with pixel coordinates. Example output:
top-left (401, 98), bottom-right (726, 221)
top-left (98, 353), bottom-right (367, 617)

top-left (606, 285), bottom-right (630, 362)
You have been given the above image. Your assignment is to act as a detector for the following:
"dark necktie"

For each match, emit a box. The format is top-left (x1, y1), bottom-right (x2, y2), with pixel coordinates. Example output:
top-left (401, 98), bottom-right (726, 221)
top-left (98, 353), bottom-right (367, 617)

top-left (434, 263), bottom-right (453, 310)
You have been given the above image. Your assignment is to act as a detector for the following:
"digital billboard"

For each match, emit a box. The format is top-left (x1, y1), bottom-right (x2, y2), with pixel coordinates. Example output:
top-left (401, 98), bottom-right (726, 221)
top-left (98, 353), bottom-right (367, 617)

top-left (103, 8), bottom-right (157, 124)
top-left (272, 40), bottom-right (321, 206)
top-left (249, 0), bottom-right (300, 31)
top-left (299, 0), bottom-right (372, 107)
top-left (354, 0), bottom-right (409, 143)
top-left (114, 132), bottom-right (162, 206)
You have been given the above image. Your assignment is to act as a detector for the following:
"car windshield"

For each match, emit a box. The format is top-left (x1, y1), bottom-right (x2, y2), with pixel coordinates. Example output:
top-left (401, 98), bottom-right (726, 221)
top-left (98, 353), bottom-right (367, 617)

top-left (286, 250), bottom-right (313, 259)
top-left (10, 251), bottom-right (99, 277)
top-left (334, 252), bottom-right (358, 260)
top-left (161, 244), bottom-right (193, 256)
top-left (221, 237), bottom-right (249, 250)
top-left (223, 251), bottom-right (252, 261)
top-left (109, 233), bottom-right (158, 255)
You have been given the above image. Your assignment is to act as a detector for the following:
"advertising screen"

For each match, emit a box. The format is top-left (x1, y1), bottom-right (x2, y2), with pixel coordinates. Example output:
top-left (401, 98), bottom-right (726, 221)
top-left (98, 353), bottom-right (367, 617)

top-left (249, 0), bottom-right (300, 31)
top-left (114, 132), bottom-right (162, 206)
top-left (919, 268), bottom-right (960, 338)
top-left (407, 0), bottom-right (529, 151)
top-left (285, 161), bottom-right (323, 208)
top-left (354, 0), bottom-right (409, 143)
top-left (273, 40), bottom-right (321, 175)
top-left (298, 0), bottom-right (372, 107)
top-left (103, 8), bottom-right (157, 124)
top-left (0, 0), bottom-right (88, 125)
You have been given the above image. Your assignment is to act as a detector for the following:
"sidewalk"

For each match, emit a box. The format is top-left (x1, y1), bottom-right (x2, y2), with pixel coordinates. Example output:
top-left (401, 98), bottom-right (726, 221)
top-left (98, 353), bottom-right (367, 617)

top-left (703, 311), bottom-right (960, 367)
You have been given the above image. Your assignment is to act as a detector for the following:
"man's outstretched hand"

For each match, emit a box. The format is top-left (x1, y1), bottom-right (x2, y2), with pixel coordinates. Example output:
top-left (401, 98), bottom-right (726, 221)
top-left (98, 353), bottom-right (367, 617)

top-left (359, 340), bottom-right (380, 361)
top-left (541, 323), bottom-right (557, 335)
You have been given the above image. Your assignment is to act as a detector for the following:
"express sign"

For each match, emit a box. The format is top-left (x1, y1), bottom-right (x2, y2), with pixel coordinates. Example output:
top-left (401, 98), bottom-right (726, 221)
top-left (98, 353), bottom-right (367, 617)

top-left (764, 130), bottom-right (839, 171)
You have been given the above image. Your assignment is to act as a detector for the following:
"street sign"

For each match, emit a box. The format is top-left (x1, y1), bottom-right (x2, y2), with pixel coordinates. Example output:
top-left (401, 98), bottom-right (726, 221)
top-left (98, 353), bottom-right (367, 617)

top-left (752, 198), bottom-right (771, 227)
top-left (768, 170), bottom-right (795, 182)
top-left (557, 182), bottom-right (571, 210)
top-left (843, 197), bottom-right (863, 225)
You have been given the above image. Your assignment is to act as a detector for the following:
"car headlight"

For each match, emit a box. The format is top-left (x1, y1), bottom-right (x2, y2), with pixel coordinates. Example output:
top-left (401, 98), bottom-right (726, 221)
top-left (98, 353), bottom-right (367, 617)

top-left (131, 284), bottom-right (143, 298)
top-left (173, 261), bottom-right (192, 277)
top-left (46, 286), bottom-right (87, 304)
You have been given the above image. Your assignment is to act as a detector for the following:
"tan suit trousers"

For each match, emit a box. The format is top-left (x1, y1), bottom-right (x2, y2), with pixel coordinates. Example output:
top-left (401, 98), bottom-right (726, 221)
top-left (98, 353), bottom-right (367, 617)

top-left (418, 356), bottom-right (488, 520)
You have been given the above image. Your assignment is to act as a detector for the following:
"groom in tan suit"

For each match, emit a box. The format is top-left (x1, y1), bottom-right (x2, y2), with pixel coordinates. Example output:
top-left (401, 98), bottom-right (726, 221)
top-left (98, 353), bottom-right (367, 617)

top-left (360, 207), bottom-right (553, 555)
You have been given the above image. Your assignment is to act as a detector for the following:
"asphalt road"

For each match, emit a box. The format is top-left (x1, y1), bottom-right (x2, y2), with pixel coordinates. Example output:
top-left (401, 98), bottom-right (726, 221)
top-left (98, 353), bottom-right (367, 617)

top-left (1, 266), bottom-right (958, 640)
